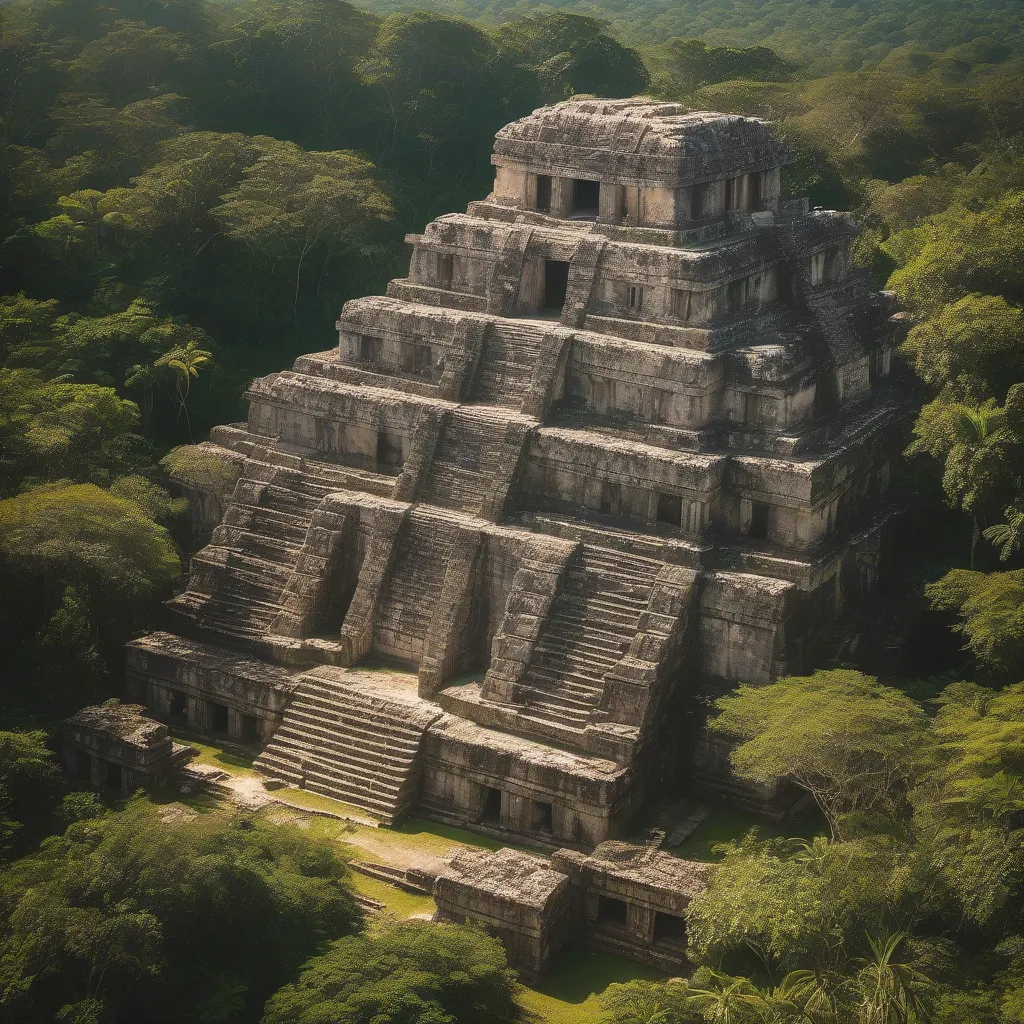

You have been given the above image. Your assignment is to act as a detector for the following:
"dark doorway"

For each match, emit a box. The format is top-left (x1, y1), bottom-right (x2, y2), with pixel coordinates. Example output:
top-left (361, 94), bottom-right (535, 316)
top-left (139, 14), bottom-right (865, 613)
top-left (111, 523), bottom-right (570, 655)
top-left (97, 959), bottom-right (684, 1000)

top-left (598, 895), bottom-right (628, 926)
top-left (657, 493), bottom-right (683, 527)
top-left (481, 786), bottom-right (502, 823)
top-left (571, 179), bottom-right (600, 218)
top-left (105, 761), bottom-right (123, 790)
top-left (436, 253), bottom-right (454, 289)
top-left (75, 750), bottom-right (92, 781)
top-left (376, 430), bottom-right (403, 471)
top-left (544, 260), bottom-right (570, 314)
top-left (749, 501), bottom-right (770, 540)
top-left (536, 175), bottom-right (552, 213)
top-left (169, 689), bottom-right (188, 725)
top-left (210, 701), bottom-right (229, 735)
top-left (531, 800), bottom-right (553, 834)
top-left (360, 335), bottom-right (381, 363)
top-left (241, 714), bottom-right (261, 745)
top-left (654, 911), bottom-right (688, 942)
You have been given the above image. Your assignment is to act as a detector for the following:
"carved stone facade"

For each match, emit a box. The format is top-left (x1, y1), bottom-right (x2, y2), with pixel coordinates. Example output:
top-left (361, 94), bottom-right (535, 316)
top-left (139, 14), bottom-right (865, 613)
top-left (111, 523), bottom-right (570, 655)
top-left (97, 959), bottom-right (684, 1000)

top-left (59, 700), bottom-right (195, 792)
top-left (129, 99), bottom-right (907, 844)
top-left (430, 840), bottom-right (709, 977)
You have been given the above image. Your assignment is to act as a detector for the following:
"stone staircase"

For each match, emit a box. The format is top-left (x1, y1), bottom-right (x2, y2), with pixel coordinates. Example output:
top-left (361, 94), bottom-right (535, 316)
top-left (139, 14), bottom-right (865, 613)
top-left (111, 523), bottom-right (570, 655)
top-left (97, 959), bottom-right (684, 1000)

top-left (373, 511), bottom-right (460, 663)
top-left (517, 546), bottom-right (663, 732)
top-left (168, 448), bottom-right (357, 645)
top-left (472, 324), bottom-right (543, 406)
top-left (419, 409), bottom-right (510, 517)
top-left (254, 669), bottom-right (443, 823)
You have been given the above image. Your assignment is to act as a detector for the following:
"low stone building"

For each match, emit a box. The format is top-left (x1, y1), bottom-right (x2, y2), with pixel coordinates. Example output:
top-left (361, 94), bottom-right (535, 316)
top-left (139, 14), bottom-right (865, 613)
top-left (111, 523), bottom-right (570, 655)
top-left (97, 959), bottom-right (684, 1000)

top-left (431, 840), bottom-right (708, 976)
top-left (60, 700), bottom-right (195, 792)
top-left (125, 98), bottom-right (910, 844)
top-left (433, 847), bottom-right (575, 980)
top-left (551, 841), bottom-right (709, 970)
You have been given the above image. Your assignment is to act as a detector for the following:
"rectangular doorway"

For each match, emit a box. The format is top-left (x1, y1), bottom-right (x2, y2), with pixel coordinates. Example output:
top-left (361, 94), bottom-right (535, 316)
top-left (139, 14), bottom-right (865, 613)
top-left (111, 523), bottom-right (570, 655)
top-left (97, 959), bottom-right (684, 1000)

top-left (571, 179), bottom-right (600, 218)
top-left (543, 260), bottom-right (570, 315)
top-left (209, 701), bottom-right (229, 735)
top-left (481, 786), bottom-right (502, 823)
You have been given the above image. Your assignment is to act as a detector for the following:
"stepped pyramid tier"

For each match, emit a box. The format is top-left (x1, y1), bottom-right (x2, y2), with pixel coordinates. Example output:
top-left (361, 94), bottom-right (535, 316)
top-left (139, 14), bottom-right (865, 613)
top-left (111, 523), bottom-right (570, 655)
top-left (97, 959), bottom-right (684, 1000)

top-left (129, 99), bottom-right (911, 846)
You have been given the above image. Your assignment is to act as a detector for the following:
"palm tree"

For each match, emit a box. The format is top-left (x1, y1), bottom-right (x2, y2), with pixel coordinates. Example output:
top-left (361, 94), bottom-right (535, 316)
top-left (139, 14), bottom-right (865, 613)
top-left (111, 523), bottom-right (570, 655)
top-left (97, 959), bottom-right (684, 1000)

top-left (686, 971), bottom-right (763, 1023)
top-left (155, 339), bottom-right (212, 440)
top-left (853, 933), bottom-right (930, 1024)
top-left (983, 500), bottom-right (1024, 561)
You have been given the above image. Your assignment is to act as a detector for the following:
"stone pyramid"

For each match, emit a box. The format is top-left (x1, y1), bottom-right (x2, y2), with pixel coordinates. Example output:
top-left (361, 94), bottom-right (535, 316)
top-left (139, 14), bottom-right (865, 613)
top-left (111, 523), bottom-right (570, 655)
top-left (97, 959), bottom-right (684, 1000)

top-left (127, 99), bottom-right (908, 845)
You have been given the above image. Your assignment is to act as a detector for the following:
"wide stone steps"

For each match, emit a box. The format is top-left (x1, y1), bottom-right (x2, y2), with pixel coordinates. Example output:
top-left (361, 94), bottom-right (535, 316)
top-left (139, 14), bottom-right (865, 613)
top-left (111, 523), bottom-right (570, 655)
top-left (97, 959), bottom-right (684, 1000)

top-left (420, 464), bottom-right (491, 514)
top-left (513, 545), bottom-right (663, 731)
top-left (254, 675), bottom-right (441, 822)
top-left (374, 518), bottom-right (457, 659)
top-left (472, 329), bottom-right (542, 404)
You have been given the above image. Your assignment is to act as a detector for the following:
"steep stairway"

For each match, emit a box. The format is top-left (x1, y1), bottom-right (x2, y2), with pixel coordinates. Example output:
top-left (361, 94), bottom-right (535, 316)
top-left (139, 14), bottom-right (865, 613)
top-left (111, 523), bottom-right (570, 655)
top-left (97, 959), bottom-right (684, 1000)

top-left (255, 669), bottom-right (443, 823)
top-left (373, 510), bottom-right (460, 663)
top-left (418, 409), bottom-right (510, 517)
top-left (471, 324), bottom-right (543, 407)
top-left (517, 545), bottom-right (663, 733)
top-left (168, 449), bottom-right (356, 645)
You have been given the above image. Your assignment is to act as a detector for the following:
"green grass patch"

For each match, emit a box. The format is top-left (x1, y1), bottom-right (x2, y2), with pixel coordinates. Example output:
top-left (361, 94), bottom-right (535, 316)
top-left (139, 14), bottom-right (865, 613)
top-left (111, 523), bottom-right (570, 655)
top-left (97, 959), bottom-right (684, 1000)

top-left (672, 805), bottom-right (828, 861)
top-left (518, 945), bottom-right (667, 1024)
top-left (350, 872), bottom-right (436, 919)
top-left (273, 786), bottom-right (383, 823)
top-left (182, 736), bottom-right (259, 777)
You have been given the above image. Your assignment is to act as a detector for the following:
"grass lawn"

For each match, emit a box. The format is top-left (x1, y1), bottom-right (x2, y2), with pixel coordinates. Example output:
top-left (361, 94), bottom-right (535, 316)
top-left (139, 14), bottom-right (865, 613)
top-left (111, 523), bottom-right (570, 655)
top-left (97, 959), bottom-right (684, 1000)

top-left (349, 872), bottom-right (437, 919)
top-left (519, 946), bottom-right (668, 1024)
top-left (672, 805), bottom-right (828, 860)
top-left (181, 735), bottom-right (260, 777)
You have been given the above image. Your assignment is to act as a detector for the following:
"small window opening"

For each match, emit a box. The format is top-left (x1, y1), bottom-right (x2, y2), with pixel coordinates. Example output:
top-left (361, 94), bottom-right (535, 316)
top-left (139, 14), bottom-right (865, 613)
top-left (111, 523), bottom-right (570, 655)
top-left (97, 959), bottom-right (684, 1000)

top-left (748, 171), bottom-right (762, 210)
top-left (600, 481), bottom-right (621, 515)
top-left (360, 335), bottom-right (381, 363)
top-left (169, 689), bottom-right (188, 724)
top-left (657, 493), bottom-right (683, 528)
top-left (570, 178), bottom-right (600, 218)
top-left (543, 260), bottom-right (570, 313)
top-left (376, 430), bottom-right (404, 470)
top-left (210, 702), bottom-right (229, 735)
top-left (654, 912), bottom-right (688, 942)
top-left (76, 749), bottom-right (92, 780)
top-left (724, 175), bottom-right (743, 211)
top-left (749, 501), bottom-right (770, 540)
top-left (691, 184), bottom-right (708, 219)
top-left (241, 714), bottom-right (261, 745)
top-left (810, 252), bottom-right (826, 286)
top-left (437, 253), bottom-right (454, 289)
top-left (535, 175), bottom-right (552, 213)
top-left (531, 800), bottom-right (553, 834)
top-left (744, 392), bottom-right (761, 424)
top-left (105, 761), bottom-right (123, 790)
top-left (727, 278), bottom-right (746, 313)
top-left (626, 285), bottom-right (643, 311)
top-left (598, 895), bottom-right (628, 926)
top-left (672, 289), bottom-right (694, 321)
top-left (481, 786), bottom-right (502, 823)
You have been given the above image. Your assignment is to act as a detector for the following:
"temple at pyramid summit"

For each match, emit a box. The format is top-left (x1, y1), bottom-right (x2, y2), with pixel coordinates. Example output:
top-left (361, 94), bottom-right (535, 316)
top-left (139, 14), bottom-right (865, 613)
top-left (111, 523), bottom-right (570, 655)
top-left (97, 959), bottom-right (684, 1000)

top-left (127, 98), bottom-right (910, 850)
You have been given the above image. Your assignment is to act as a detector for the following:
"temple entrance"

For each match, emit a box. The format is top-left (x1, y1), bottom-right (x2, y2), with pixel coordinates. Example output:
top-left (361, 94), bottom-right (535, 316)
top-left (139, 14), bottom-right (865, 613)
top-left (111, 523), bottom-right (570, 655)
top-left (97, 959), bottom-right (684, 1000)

top-left (598, 895), bottom-right (628, 926)
top-left (169, 689), bottom-right (188, 725)
top-left (210, 701), bottom-right (229, 735)
top-left (570, 179), bottom-right (600, 218)
top-left (481, 786), bottom-right (502, 823)
top-left (543, 260), bottom-right (570, 315)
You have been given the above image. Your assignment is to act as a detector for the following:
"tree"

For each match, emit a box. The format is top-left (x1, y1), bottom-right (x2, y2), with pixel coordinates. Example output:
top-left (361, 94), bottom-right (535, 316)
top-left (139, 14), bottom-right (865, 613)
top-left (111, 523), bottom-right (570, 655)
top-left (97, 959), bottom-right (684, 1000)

top-left (600, 979), bottom-right (699, 1024)
top-left (0, 798), bottom-right (359, 1024)
top-left (494, 13), bottom-right (649, 103)
top-left (983, 503), bottom-right (1024, 562)
top-left (925, 569), bottom-right (1024, 677)
top-left (853, 933), bottom-right (931, 1024)
top-left (154, 336), bottom-right (212, 438)
top-left (711, 670), bottom-right (929, 839)
top-left (261, 920), bottom-right (524, 1024)
top-left (0, 730), bottom-right (62, 848)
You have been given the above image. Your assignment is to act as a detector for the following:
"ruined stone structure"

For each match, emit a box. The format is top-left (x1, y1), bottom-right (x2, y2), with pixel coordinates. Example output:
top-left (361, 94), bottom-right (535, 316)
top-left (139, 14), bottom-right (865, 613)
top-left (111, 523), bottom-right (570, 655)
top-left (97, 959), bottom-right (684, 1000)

top-left (60, 700), bottom-right (195, 792)
top-left (431, 841), bottom-right (708, 977)
top-left (128, 99), bottom-right (907, 846)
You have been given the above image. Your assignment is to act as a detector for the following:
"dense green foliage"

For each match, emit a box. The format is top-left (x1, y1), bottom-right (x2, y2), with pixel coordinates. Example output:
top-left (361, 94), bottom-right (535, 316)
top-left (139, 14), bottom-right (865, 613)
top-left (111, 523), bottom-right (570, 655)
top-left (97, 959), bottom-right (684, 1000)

top-left (0, 798), bottom-right (360, 1024)
top-left (601, 670), bottom-right (1024, 1024)
top-left (343, 0), bottom-right (1024, 68)
top-left (2, 0), bottom-right (1024, 1022)
top-left (262, 921), bottom-right (523, 1024)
